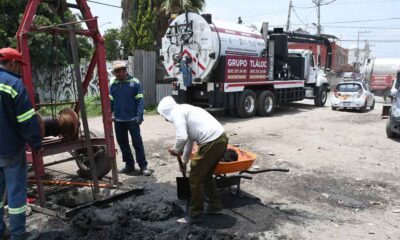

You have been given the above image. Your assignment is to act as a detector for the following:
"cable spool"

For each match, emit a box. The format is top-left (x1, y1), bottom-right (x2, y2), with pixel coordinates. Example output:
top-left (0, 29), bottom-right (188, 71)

top-left (37, 108), bottom-right (79, 140)
top-left (59, 108), bottom-right (79, 140)
top-left (42, 116), bottom-right (61, 137)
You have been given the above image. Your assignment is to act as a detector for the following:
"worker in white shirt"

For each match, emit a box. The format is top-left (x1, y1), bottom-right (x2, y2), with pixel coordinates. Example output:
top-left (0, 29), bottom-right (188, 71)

top-left (157, 96), bottom-right (228, 224)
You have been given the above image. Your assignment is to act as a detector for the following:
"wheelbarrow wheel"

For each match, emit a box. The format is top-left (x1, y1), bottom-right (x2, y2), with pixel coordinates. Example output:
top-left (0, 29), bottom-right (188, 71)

top-left (70, 130), bottom-right (111, 179)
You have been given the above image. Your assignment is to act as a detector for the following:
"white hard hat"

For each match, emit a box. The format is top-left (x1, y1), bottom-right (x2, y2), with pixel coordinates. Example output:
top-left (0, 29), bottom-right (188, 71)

top-left (112, 60), bottom-right (127, 71)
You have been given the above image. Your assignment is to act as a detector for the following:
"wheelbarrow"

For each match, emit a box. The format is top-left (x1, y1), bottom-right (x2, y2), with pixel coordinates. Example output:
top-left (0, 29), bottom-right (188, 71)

top-left (176, 145), bottom-right (289, 200)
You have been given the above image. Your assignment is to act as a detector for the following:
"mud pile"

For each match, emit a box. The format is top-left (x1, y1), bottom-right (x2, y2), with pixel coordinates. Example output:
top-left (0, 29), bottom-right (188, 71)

top-left (35, 182), bottom-right (264, 240)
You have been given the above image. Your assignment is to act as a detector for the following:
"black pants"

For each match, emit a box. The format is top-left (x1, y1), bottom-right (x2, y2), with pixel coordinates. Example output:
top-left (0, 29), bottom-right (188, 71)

top-left (114, 121), bottom-right (147, 169)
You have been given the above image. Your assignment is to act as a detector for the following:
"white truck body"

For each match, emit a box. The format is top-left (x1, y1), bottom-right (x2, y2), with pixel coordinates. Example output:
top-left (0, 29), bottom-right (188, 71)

top-left (160, 12), bottom-right (330, 117)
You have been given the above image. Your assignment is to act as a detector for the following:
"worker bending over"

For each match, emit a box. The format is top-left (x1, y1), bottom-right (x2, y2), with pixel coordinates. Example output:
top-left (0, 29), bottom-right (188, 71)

top-left (157, 96), bottom-right (228, 224)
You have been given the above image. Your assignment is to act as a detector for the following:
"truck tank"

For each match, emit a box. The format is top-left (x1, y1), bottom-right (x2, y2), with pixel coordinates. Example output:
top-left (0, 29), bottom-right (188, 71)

top-left (361, 58), bottom-right (400, 96)
top-left (160, 12), bottom-right (265, 84)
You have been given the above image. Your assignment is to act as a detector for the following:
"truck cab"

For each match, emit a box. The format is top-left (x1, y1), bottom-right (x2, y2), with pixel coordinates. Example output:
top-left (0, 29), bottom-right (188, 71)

top-left (287, 49), bottom-right (318, 83)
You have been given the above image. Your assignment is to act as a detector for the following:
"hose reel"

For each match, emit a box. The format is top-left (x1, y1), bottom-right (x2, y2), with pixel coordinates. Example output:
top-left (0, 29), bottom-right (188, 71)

top-left (37, 108), bottom-right (79, 140)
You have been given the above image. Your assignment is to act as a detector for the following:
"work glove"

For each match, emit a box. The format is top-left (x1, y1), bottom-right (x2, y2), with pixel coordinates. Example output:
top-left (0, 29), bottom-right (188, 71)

top-left (168, 148), bottom-right (181, 157)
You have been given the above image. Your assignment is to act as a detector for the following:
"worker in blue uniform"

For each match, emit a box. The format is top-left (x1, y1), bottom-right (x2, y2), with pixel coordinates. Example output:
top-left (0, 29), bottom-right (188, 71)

top-left (0, 48), bottom-right (43, 240)
top-left (109, 61), bottom-right (150, 176)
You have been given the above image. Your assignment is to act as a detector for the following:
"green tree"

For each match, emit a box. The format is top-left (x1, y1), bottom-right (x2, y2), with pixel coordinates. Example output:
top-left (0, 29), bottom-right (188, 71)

top-left (121, 0), bottom-right (205, 51)
top-left (128, 0), bottom-right (156, 51)
top-left (0, 0), bottom-right (91, 69)
top-left (104, 28), bottom-right (122, 61)
top-left (158, 0), bottom-right (205, 14)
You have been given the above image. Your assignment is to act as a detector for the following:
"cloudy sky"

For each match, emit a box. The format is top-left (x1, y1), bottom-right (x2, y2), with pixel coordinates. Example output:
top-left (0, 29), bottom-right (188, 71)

top-left (86, 0), bottom-right (400, 58)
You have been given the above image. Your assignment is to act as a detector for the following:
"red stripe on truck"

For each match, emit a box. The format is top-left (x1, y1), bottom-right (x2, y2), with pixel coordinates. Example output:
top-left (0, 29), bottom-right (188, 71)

top-left (227, 81), bottom-right (304, 88)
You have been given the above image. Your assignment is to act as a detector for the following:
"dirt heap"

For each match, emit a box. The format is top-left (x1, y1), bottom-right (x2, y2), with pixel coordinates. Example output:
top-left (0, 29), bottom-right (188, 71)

top-left (35, 182), bottom-right (269, 240)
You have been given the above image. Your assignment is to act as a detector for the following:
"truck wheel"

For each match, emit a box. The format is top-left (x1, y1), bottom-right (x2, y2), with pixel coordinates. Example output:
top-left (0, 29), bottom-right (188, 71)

top-left (370, 99), bottom-right (375, 110)
top-left (386, 118), bottom-right (396, 138)
top-left (237, 89), bottom-right (257, 118)
top-left (71, 130), bottom-right (111, 179)
top-left (314, 86), bottom-right (328, 107)
top-left (257, 91), bottom-right (275, 117)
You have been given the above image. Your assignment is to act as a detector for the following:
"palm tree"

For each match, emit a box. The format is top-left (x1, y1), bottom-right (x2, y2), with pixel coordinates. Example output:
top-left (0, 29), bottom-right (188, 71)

top-left (122, 0), bottom-right (205, 45)
top-left (154, 0), bottom-right (205, 48)
top-left (158, 0), bottom-right (205, 15)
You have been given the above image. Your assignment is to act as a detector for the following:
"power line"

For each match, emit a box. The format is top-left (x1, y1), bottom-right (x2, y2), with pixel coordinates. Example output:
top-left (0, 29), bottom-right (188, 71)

top-left (334, 0), bottom-right (400, 4)
top-left (324, 25), bottom-right (400, 30)
top-left (293, 5), bottom-right (316, 9)
top-left (340, 40), bottom-right (400, 42)
top-left (292, 7), bottom-right (308, 28)
top-left (87, 0), bottom-right (122, 9)
top-left (241, 10), bottom-right (286, 19)
top-left (323, 17), bottom-right (400, 24)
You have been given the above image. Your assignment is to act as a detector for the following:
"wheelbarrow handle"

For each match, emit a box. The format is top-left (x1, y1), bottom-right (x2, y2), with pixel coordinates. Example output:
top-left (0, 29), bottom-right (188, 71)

top-left (176, 156), bottom-right (187, 178)
top-left (240, 168), bottom-right (290, 174)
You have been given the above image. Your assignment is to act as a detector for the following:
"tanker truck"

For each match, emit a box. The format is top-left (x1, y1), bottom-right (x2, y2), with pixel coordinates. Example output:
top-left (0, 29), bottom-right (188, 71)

top-left (160, 12), bottom-right (332, 117)
top-left (361, 58), bottom-right (400, 102)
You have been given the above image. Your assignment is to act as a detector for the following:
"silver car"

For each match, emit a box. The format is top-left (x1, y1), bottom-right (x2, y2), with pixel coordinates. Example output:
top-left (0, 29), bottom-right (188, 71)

top-left (331, 81), bottom-right (375, 112)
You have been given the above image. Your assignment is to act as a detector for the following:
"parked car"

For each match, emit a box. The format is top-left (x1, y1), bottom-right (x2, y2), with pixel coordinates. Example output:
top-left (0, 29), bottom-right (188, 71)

top-left (386, 77), bottom-right (400, 138)
top-left (331, 81), bottom-right (375, 112)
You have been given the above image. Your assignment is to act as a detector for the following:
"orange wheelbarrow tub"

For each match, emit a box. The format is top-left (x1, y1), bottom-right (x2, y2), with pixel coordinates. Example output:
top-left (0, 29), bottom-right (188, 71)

top-left (176, 145), bottom-right (289, 200)
top-left (214, 145), bottom-right (256, 175)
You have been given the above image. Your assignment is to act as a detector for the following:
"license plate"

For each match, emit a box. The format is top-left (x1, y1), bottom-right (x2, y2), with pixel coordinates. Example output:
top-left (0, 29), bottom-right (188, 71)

top-left (343, 102), bottom-right (351, 107)
top-left (172, 90), bottom-right (178, 95)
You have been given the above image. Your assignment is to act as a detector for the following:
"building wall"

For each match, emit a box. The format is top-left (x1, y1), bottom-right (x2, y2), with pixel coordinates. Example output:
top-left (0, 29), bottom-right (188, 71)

top-left (288, 42), bottom-right (348, 72)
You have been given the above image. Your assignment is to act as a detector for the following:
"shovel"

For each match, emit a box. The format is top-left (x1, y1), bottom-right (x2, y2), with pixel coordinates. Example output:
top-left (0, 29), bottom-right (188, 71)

top-left (176, 156), bottom-right (191, 200)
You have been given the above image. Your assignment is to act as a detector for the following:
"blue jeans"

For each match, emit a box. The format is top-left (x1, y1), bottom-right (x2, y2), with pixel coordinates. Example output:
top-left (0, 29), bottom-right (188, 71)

top-left (0, 149), bottom-right (27, 239)
top-left (114, 121), bottom-right (147, 169)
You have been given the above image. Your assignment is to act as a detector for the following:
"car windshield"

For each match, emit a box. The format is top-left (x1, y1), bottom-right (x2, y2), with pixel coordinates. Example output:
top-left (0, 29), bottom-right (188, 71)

top-left (337, 83), bottom-right (362, 92)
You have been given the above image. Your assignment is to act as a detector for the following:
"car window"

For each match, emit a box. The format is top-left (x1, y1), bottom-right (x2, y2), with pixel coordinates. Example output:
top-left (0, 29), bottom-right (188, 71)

top-left (337, 83), bottom-right (362, 92)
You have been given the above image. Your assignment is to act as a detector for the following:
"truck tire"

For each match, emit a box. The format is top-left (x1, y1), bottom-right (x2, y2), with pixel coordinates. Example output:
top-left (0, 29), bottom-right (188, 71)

top-left (71, 130), bottom-right (111, 179)
top-left (314, 86), bottom-right (328, 107)
top-left (257, 91), bottom-right (275, 117)
top-left (386, 118), bottom-right (396, 138)
top-left (237, 89), bottom-right (257, 118)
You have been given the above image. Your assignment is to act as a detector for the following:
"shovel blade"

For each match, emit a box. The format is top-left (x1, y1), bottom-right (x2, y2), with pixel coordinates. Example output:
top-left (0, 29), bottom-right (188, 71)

top-left (176, 177), bottom-right (191, 200)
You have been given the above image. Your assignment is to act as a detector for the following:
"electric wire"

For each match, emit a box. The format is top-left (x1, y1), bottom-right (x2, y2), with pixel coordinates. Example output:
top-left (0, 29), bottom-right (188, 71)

top-left (86, 0), bottom-right (122, 9)
top-left (323, 17), bottom-right (400, 24)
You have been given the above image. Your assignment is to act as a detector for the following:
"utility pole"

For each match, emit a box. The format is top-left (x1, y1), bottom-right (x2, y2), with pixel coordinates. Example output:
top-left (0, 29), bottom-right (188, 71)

top-left (312, 0), bottom-right (336, 66)
top-left (316, 1), bottom-right (321, 34)
top-left (356, 30), bottom-right (370, 70)
top-left (312, 0), bottom-right (337, 35)
top-left (286, 0), bottom-right (293, 31)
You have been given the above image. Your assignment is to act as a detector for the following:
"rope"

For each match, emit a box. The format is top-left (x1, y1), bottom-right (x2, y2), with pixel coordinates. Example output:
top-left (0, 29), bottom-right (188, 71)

top-left (42, 116), bottom-right (61, 137)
